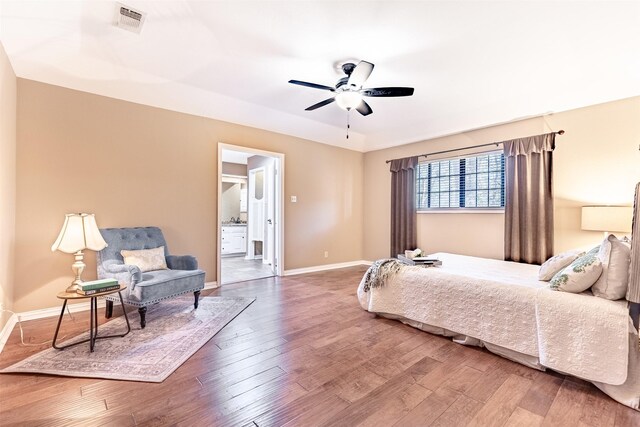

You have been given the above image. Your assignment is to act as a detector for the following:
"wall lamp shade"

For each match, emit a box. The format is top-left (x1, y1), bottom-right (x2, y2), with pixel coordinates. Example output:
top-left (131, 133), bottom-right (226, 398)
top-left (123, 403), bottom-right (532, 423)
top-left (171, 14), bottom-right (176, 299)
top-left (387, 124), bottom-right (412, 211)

top-left (52, 213), bottom-right (108, 292)
top-left (581, 206), bottom-right (633, 233)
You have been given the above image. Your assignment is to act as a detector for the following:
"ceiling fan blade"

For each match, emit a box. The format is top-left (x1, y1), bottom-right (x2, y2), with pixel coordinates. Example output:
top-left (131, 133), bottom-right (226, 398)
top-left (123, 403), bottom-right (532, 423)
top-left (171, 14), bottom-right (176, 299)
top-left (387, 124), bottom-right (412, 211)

top-left (347, 61), bottom-right (374, 88)
top-left (362, 87), bottom-right (414, 97)
top-left (305, 97), bottom-right (336, 111)
top-left (289, 80), bottom-right (335, 92)
top-left (355, 100), bottom-right (373, 116)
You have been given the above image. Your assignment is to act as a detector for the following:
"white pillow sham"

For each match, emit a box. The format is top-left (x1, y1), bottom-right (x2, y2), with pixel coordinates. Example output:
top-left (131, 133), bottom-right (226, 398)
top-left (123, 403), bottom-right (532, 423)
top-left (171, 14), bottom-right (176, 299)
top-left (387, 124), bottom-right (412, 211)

top-left (121, 246), bottom-right (167, 272)
top-left (538, 249), bottom-right (584, 281)
top-left (549, 252), bottom-right (603, 293)
top-left (591, 234), bottom-right (631, 300)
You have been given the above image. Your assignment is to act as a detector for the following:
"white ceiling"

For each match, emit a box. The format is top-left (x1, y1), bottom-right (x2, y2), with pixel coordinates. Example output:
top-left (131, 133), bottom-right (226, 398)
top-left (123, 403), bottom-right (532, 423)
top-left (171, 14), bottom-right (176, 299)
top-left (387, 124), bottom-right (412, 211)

top-left (1, 1), bottom-right (639, 152)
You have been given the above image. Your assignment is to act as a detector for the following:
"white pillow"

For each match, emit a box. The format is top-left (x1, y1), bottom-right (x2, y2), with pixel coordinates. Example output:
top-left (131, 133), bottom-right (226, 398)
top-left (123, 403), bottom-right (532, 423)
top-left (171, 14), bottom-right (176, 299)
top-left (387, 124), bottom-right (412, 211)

top-left (538, 249), bottom-right (584, 281)
top-left (591, 234), bottom-right (631, 300)
top-left (121, 246), bottom-right (167, 272)
top-left (549, 252), bottom-right (603, 293)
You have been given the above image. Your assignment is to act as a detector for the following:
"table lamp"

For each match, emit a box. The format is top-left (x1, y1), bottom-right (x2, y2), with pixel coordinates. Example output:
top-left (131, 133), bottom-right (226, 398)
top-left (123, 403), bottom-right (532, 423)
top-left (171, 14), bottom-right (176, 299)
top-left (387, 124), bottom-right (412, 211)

top-left (581, 206), bottom-right (633, 237)
top-left (51, 213), bottom-right (108, 293)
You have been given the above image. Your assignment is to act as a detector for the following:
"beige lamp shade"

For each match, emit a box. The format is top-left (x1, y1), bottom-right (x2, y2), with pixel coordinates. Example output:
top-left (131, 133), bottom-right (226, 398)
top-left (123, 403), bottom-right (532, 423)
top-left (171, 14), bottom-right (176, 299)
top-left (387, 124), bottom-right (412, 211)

top-left (51, 213), bottom-right (108, 253)
top-left (581, 206), bottom-right (633, 233)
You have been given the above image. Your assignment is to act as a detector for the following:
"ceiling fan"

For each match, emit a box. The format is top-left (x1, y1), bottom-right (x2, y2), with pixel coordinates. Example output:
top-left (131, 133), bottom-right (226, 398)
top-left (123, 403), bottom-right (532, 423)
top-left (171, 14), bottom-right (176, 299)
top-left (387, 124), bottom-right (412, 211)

top-left (288, 60), bottom-right (414, 116)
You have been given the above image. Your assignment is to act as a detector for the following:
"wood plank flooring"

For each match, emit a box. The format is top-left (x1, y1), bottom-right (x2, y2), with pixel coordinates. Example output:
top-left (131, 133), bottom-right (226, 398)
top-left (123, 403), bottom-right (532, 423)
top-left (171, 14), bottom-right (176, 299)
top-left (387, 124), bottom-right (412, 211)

top-left (1, 266), bottom-right (639, 426)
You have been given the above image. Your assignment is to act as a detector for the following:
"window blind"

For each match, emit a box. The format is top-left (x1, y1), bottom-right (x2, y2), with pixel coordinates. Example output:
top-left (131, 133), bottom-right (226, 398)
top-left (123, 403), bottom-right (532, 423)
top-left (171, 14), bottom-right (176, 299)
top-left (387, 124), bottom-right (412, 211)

top-left (416, 151), bottom-right (505, 210)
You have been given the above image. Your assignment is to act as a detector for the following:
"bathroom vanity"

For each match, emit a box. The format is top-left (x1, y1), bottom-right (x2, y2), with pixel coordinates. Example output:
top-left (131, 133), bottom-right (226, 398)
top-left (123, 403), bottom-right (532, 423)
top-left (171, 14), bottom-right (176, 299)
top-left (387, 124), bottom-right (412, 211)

top-left (221, 224), bottom-right (247, 255)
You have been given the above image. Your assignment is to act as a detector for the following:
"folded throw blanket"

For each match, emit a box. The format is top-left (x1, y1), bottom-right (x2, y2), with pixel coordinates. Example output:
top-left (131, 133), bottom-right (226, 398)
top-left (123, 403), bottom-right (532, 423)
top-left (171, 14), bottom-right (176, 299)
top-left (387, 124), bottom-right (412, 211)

top-left (361, 258), bottom-right (412, 293)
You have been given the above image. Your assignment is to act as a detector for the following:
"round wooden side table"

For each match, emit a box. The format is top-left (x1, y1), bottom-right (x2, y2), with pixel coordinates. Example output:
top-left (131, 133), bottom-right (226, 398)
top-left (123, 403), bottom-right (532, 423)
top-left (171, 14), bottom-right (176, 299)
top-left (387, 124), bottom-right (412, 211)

top-left (53, 285), bottom-right (131, 352)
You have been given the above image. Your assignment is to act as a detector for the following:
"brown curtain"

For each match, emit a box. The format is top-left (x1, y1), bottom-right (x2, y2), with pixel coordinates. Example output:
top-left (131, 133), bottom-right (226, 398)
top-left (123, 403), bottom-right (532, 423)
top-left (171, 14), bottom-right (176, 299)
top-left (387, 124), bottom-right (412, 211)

top-left (503, 133), bottom-right (555, 264)
top-left (390, 157), bottom-right (418, 257)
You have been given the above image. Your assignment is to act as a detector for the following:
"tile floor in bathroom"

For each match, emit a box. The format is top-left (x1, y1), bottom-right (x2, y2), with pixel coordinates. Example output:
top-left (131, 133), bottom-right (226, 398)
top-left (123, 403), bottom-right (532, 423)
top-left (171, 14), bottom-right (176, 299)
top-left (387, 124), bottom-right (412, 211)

top-left (221, 255), bottom-right (275, 284)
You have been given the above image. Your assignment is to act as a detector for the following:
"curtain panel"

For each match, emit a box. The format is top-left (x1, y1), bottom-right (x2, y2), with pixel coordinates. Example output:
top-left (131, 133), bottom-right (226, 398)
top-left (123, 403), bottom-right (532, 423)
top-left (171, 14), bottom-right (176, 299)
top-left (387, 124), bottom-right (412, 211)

top-left (390, 157), bottom-right (419, 258)
top-left (503, 133), bottom-right (556, 264)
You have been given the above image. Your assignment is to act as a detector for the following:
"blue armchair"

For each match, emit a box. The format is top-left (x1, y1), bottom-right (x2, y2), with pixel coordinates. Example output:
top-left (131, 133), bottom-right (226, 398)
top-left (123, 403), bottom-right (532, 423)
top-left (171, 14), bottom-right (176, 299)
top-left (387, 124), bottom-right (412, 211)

top-left (97, 227), bottom-right (205, 328)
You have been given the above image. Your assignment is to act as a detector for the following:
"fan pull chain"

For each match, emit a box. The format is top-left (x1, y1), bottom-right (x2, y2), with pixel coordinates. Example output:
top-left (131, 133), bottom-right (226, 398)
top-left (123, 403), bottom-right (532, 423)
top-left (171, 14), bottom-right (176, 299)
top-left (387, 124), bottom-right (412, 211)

top-left (346, 110), bottom-right (350, 139)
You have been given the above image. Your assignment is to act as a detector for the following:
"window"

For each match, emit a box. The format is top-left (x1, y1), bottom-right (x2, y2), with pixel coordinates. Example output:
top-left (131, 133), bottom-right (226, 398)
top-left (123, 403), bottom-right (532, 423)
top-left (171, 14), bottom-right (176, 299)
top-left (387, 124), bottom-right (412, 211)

top-left (416, 151), bottom-right (505, 210)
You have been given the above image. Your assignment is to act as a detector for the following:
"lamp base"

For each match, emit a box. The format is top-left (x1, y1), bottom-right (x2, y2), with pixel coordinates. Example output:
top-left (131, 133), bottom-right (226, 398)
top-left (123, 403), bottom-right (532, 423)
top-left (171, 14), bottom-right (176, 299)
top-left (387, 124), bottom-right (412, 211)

top-left (65, 251), bottom-right (86, 293)
top-left (65, 282), bottom-right (82, 293)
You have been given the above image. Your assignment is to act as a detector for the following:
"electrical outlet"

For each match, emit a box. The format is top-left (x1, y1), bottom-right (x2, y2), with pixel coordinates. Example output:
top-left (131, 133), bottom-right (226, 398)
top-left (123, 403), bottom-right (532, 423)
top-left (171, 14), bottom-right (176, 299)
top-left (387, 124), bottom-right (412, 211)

top-left (324, 251), bottom-right (329, 258)
top-left (291, 195), bottom-right (297, 203)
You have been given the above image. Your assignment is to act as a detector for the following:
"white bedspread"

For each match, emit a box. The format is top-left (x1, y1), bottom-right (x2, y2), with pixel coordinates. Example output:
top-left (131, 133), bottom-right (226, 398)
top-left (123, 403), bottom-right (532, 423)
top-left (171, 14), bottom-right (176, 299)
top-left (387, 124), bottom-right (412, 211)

top-left (536, 289), bottom-right (629, 384)
top-left (357, 253), bottom-right (630, 385)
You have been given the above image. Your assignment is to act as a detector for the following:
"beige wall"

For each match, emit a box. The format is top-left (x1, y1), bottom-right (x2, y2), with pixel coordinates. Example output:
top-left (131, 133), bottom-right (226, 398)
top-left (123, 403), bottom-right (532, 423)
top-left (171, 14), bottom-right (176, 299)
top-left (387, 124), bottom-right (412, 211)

top-left (0, 42), bottom-right (16, 329)
top-left (550, 97), bottom-right (640, 251)
top-left (15, 79), bottom-right (364, 312)
top-left (364, 97), bottom-right (640, 261)
top-left (9, 76), bottom-right (639, 315)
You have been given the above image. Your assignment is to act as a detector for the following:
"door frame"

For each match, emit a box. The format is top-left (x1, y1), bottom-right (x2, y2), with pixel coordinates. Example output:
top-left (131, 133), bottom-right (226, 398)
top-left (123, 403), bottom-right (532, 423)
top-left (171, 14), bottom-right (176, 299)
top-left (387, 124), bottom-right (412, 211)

top-left (217, 143), bottom-right (285, 286)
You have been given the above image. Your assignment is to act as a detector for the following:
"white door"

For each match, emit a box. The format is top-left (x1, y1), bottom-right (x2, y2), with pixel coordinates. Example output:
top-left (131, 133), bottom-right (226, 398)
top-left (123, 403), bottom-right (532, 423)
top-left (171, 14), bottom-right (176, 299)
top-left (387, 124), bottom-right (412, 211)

top-left (265, 161), bottom-right (276, 272)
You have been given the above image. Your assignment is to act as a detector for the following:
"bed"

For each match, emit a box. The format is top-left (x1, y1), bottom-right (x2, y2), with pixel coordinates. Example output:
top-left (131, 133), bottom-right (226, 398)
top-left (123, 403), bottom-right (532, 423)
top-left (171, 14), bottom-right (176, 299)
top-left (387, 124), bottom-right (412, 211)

top-left (358, 187), bottom-right (640, 410)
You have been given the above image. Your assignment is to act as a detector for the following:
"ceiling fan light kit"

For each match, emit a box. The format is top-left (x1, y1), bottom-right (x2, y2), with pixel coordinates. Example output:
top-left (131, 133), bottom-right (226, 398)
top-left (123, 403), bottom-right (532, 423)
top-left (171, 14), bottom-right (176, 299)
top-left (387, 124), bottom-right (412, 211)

top-left (335, 90), bottom-right (363, 111)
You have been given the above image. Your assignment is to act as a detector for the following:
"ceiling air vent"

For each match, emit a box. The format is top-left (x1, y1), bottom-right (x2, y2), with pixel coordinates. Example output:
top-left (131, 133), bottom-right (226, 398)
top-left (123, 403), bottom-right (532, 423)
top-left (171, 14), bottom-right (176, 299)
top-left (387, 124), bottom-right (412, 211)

top-left (115, 3), bottom-right (146, 34)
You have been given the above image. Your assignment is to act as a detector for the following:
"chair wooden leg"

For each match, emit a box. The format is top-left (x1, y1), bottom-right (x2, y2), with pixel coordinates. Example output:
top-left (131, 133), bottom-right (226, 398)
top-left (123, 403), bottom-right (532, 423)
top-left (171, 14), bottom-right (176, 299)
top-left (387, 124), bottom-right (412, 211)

top-left (138, 307), bottom-right (147, 329)
top-left (194, 290), bottom-right (201, 309)
top-left (105, 300), bottom-right (113, 319)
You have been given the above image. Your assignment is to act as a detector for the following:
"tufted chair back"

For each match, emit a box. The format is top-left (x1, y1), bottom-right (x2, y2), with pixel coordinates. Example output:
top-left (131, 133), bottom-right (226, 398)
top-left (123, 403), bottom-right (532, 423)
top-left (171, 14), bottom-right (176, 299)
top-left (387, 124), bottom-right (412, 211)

top-left (97, 227), bottom-right (169, 277)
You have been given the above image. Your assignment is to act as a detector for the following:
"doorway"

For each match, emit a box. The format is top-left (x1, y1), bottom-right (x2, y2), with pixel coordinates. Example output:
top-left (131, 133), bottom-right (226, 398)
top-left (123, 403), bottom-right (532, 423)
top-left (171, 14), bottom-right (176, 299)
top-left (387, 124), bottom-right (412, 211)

top-left (217, 143), bottom-right (284, 285)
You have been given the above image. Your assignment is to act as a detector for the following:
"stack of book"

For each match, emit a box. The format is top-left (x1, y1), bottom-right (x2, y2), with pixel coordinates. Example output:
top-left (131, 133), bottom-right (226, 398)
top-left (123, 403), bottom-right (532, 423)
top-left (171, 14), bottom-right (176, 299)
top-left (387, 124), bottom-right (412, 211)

top-left (77, 278), bottom-right (120, 295)
top-left (398, 254), bottom-right (443, 267)
top-left (412, 257), bottom-right (443, 267)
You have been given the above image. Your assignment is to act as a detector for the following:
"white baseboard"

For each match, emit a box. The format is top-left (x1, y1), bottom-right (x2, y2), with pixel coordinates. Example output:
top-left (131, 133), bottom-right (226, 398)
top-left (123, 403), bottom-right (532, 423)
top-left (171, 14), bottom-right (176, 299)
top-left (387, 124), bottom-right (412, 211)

top-left (0, 283), bottom-right (220, 354)
top-left (6, 283), bottom-right (217, 325)
top-left (0, 273), bottom-right (329, 353)
top-left (17, 298), bottom-right (117, 322)
top-left (284, 260), bottom-right (372, 276)
top-left (0, 299), bottom-right (122, 353)
top-left (204, 281), bottom-right (219, 290)
top-left (0, 313), bottom-right (18, 354)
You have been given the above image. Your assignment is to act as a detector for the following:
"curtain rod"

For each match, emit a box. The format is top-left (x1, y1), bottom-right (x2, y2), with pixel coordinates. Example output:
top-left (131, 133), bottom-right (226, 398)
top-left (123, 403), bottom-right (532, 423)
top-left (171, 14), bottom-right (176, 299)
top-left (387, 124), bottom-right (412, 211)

top-left (385, 130), bottom-right (565, 164)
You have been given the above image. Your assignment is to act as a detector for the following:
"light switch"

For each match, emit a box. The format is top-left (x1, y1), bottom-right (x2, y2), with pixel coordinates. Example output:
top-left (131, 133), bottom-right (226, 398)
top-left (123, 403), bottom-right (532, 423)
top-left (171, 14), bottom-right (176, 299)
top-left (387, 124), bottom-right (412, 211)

top-left (291, 195), bottom-right (297, 203)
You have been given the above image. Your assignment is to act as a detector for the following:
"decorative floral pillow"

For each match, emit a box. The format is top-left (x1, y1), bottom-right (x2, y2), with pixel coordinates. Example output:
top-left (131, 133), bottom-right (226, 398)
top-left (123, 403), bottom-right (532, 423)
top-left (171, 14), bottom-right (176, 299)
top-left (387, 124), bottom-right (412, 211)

top-left (585, 245), bottom-right (600, 256)
top-left (549, 252), bottom-right (603, 293)
top-left (121, 246), bottom-right (167, 272)
top-left (538, 249), bottom-right (584, 281)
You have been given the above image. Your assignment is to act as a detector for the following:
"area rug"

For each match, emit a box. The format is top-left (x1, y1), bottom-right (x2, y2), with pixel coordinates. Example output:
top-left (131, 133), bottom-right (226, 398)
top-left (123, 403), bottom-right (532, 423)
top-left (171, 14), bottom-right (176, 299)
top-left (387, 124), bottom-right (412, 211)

top-left (0, 296), bottom-right (254, 382)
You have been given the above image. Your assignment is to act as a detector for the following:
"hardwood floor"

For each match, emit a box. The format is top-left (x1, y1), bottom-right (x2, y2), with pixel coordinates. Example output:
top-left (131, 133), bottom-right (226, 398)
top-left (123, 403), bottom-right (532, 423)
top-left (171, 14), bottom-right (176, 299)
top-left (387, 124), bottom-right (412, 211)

top-left (1, 266), bottom-right (639, 426)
